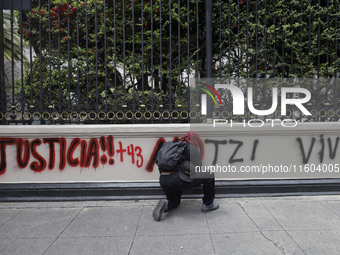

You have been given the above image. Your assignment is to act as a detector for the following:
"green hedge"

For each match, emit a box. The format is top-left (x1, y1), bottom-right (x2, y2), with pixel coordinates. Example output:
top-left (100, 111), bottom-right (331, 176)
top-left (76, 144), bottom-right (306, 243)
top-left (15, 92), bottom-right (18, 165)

top-left (15, 0), bottom-right (340, 121)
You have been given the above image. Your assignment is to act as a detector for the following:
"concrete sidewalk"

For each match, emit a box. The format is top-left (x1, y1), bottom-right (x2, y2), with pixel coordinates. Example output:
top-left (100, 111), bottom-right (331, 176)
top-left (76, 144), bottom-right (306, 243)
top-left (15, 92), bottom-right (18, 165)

top-left (1, 196), bottom-right (340, 255)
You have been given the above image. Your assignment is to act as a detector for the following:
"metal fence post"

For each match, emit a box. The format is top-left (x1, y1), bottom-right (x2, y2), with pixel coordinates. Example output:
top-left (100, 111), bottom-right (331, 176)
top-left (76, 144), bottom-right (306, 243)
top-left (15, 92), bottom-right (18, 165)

top-left (205, 0), bottom-right (213, 123)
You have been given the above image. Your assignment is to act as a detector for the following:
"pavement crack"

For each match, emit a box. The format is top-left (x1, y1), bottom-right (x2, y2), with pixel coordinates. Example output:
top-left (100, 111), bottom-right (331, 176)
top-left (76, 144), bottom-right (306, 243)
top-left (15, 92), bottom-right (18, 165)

top-left (128, 205), bottom-right (144, 255)
top-left (0, 208), bottom-right (24, 228)
top-left (319, 201), bottom-right (340, 218)
top-left (205, 213), bottom-right (217, 255)
top-left (261, 202), bottom-right (306, 255)
top-left (42, 207), bottom-right (83, 255)
top-left (238, 203), bottom-right (286, 255)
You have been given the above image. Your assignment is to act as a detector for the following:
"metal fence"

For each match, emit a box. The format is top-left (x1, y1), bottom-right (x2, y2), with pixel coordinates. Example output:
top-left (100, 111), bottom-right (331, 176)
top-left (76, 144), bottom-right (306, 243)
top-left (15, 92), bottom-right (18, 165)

top-left (1, 0), bottom-right (340, 124)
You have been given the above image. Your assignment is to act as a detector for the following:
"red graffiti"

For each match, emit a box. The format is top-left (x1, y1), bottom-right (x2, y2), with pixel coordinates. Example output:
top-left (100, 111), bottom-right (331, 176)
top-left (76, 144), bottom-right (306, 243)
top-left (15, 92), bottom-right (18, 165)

top-left (116, 141), bottom-right (127, 162)
top-left (0, 138), bottom-right (16, 175)
top-left (43, 138), bottom-right (66, 170)
top-left (67, 138), bottom-right (80, 167)
top-left (30, 139), bottom-right (47, 172)
top-left (0, 136), bottom-right (204, 175)
top-left (135, 146), bottom-right (143, 168)
top-left (80, 140), bottom-right (87, 167)
top-left (16, 139), bottom-right (30, 169)
top-left (99, 135), bottom-right (114, 165)
top-left (84, 138), bottom-right (99, 168)
top-left (115, 141), bottom-right (142, 167)
top-left (146, 138), bottom-right (166, 172)
top-left (0, 136), bottom-right (144, 175)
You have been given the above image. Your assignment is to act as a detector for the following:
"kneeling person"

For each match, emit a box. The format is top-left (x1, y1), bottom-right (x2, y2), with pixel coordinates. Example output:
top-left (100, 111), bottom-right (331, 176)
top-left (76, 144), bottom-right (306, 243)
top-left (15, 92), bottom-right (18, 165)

top-left (153, 131), bottom-right (218, 221)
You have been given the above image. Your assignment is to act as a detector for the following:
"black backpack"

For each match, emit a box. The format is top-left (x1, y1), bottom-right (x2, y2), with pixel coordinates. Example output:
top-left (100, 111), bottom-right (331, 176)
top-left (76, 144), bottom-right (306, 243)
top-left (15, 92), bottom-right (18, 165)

top-left (156, 141), bottom-right (187, 171)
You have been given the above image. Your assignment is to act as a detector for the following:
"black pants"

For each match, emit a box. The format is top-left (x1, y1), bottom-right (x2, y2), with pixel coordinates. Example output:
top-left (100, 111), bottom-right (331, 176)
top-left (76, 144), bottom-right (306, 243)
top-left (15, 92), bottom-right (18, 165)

top-left (159, 172), bottom-right (215, 211)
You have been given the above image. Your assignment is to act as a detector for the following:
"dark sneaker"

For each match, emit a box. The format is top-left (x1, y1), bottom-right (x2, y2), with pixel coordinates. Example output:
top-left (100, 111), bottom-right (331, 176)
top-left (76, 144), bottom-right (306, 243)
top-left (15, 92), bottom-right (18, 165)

top-left (201, 201), bottom-right (219, 213)
top-left (153, 199), bottom-right (168, 221)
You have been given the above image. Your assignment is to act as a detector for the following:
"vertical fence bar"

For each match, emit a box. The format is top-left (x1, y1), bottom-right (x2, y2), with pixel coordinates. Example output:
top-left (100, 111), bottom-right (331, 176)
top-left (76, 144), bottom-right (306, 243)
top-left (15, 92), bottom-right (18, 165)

top-left (196, 0), bottom-right (199, 113)
top-left (141, 0), bottom-right (144, 111)
top-left (159, 0), bottom-right (162, 113)
top-left (219, 0), bottom-right (221, 78)
top-left (255, 0), bottom-right (257, 77)
top-left (85, 0), bottom-right (89, 120)
top-left (151, 0), bottom-right (154, 120)
top-left (247, 0), bottom-right (251, 121)
top-left (29, 6), bottom-right (33, 122)
top-left (281, 2), bottom-right (285, 78)
top-left (255, 0), bottom-right (258, 109)
top-left (291, 2), bottom-right (293, 76)
top-left (297, 1), bottom-right (302, 121)
top-left (196, 0), bottom-right (198, 79)
top-left (0, 0), bottom-right (4, 124)
top-left (114, 0), bottom-right (117, 120)
top-left (335, 0), bottom-right (338, 79)
top-left (317, 0), bottom-right (320, 79)
top-left (308, 0), bottom-right (311, 78)
top-left (246, 0), bottom-right (249, 78)
top-left (217, 0), bottom-right (222, 122)
top-left (95, 0), bottom-right (98, 123)
top-left (76, 0), bottom-right (80, 123)
top-left (237, 0), bottom-right (240, 78)
top-left (104, 0), bottom-right (107, 120)
top-left (123, 0), bottom-right (126, 110)
top-left (48, 0), bottom-right (52, 121)
top-left (264, 0), bottom-right (267, 76)
top-left (228, 0), bottom-right (230, 78)
top-left (335, 0), bottom-right (338, 112)
top-left (10, 3), bottom-right (15, 120)
top-left (300, 0), bottom-right (303, 120)
top-left (38, 0), bottom-right (43, 123)
top-left (326, 0), bottom-right (329, 101)
top-left (300, 0), bottom-right (302, 78)
top-left (132, 0), bottom-right (135, 122)
top-left (205, 0), bottom-right (212, 120)
top-left (273, 0), bottom-right (275, 78)
top-left (20, 0), bottom-right (24, 123)
top-left (317, 0), bottom-right (320, 114)
top-left (67, 0), bottom-right (71, 124)
top-left (169, 0), bottom-right (172, 122)
top-left (326, 0), bottom-right (329, 78)
top-left (178, 0), bottom-right (180, 110)
top-left (187, 0), bottom-right (190, 120)
top-left (150, 0), bottom-right (155, 123)
top-left (264, 0), bottom-right (267, 110)
top-left (227, 0), bottom-right (231, 119)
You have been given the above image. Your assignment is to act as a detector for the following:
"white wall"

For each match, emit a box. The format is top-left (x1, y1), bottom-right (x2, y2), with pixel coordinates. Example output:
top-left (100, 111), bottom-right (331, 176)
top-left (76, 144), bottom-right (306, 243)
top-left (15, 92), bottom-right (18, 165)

top-left (0, 123), bottom-right (339, 183)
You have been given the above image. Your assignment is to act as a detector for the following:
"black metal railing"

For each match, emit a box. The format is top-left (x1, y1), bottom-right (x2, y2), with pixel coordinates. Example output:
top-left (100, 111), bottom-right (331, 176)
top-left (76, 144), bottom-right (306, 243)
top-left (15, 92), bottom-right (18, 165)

top-left (1, 0), bottom-right (340, 124)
